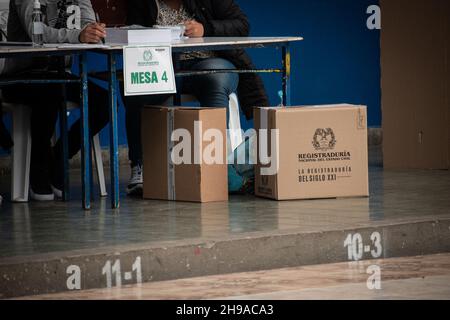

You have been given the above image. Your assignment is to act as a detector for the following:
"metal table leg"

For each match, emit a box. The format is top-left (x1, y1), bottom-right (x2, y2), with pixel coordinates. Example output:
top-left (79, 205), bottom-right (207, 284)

top-left (173, 53), bottom-right (181, 105)
top-left (59, 86), bottom-right (70, 201)
top-left (282, 43), bottom-right (292, 106)
top-left (80, 52), bottom-right (92, 210)
top-left (108, 52), bottom-right (120, 209)
top-left (58, 57), bottom-right (70, 201)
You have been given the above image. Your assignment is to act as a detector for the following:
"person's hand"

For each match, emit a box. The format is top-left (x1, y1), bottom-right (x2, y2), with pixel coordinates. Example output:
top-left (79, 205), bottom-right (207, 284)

top-left (79, 23), bottom-right (106, 43)
top-left (184, 20), bottom-right (204, 37)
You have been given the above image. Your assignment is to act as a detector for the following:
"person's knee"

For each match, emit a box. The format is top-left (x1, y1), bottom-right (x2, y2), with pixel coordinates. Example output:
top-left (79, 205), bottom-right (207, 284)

top-left (199, 58), bottom-right (235, 71)
top-left (202, 61), bottom-right (237, 90)
top-left (203, 72), bottom-right (238, 96)
top-left (210, 59), bottom-right (238, 93)
top-left (226, 72), bottom-right (239, 93)
top-left (214, 73), bottom-right (239, 95)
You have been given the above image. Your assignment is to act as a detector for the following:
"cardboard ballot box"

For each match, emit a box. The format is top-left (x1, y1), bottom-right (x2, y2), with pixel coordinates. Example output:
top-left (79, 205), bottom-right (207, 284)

top-left (254, 104), bottom-right (369, 200)
top-left (142, 106), bottom-right (228, 203)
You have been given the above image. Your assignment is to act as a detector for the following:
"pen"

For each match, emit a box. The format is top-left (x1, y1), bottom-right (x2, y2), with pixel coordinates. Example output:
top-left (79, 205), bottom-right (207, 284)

top-left (95, 12), bottom-right (106, 44)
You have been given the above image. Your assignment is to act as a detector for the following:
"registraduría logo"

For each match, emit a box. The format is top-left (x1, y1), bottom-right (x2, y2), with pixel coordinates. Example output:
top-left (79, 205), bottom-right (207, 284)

top-left (137, 49), bottom-right (160, 67)
top-left (312, 128), bottom-right (336, 151)
top-left (299, 128), bottom-right (350, 163)
top-left (143, 50), bottom-right (153, 62)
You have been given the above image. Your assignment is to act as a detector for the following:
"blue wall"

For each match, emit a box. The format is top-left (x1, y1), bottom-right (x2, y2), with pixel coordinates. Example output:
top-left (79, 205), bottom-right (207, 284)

top-left (240, 0), bottom-right (381, 126)
top-left (2, 0), bottom-right (381, 153)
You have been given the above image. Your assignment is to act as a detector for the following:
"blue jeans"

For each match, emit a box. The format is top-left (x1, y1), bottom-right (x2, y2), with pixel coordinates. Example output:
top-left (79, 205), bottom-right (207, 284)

top-left (124, 57), bottom-right (239, 166)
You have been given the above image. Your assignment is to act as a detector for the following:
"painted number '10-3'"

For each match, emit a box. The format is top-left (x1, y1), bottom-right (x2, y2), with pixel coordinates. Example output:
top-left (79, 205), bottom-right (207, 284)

top-left (344, 232), bottom-right (383, 261)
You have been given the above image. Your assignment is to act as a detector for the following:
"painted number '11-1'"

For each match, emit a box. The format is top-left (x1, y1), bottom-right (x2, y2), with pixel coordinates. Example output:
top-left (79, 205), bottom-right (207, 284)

top-left (102, 257), bottom-right (142, 288)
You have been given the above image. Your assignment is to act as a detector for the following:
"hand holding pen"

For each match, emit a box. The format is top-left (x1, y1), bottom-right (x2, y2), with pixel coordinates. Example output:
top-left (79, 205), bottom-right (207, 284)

top-left (95, 12), bottom-right (106, 44)
top-left (79, 13), bottom-right (106, 44)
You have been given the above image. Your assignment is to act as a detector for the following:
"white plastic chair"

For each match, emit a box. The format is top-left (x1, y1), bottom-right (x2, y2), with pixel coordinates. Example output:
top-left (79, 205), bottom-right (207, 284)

top-left (2, 100), bottom-right (107, 202)
top-left (2, 102), bottom-right (31, 202)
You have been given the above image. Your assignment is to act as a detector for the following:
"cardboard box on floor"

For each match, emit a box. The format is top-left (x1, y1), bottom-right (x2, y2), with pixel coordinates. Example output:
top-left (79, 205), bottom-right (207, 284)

top-left (381, 0), bottom-right (450, 169)
top-left (142, 106), bottom-right (228, 203)
top-left (255, 104), bottom-right (369, 200)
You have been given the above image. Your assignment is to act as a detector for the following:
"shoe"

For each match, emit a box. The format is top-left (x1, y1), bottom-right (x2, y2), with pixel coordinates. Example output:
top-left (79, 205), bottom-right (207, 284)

top-left (51, 185), bottom-right (63, 199)
top-left (30, 165), bottom-right (54, 202)
top-left (127, 164), bottom-right (143, 196)
top-left (30, 188), bottom-right (55, 201)
top-left (51, 151), bottom-right (64, 199)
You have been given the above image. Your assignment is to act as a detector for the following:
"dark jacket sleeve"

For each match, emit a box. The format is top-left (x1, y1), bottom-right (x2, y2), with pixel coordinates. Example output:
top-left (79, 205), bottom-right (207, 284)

top-left (126, 0), bottom-right (150, 27)
top-left (203, 0), bottom-right (250, 37)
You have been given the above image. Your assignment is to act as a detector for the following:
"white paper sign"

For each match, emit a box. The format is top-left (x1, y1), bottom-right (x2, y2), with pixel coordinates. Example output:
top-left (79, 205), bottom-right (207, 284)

top-left (123, 45), bottom-right (176, 96)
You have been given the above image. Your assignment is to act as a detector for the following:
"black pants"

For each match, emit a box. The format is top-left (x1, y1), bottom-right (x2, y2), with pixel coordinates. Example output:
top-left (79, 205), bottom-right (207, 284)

top-left (2, 77), bottom-right (109, 176)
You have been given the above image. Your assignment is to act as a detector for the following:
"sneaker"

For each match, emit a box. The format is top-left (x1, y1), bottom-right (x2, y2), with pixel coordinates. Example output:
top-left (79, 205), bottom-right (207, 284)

top-left (51, 184), bottom-right (63, 199)
top-left (30, 188), bottom-right (55, 201)
top-left (127, 164), bottom-right (143, 196)
top-left (30, 183), bottom-right (55, 201)
top-left (50, 152), bottom-right (64, 199)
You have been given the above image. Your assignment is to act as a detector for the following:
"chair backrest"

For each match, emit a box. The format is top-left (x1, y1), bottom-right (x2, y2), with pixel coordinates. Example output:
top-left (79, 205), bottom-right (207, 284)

top-left (0, 9), bottom-right (8, 75)
top-left (0, 9), bottom-right (7, 41)
top-left (90, 0), bottom-right (128, 27)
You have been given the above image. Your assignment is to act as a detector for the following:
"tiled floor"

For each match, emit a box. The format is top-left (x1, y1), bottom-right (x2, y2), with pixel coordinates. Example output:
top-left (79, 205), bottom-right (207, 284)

top-left (0, 157), bottom-right (450, 258)
top-left (17, 253), bottom-right (450, 300)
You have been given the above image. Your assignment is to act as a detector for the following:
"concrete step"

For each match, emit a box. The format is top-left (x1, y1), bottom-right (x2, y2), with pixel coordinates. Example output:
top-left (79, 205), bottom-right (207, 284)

top-left (16, 253), bottom-right (450, 300)
top-left (1, 217), bottom-right (449, 299)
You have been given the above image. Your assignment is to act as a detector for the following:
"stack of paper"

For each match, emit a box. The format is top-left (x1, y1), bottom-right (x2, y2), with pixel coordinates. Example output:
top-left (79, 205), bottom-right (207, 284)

top-left (105, 27), bottom-right (172, 45)
top-left (153, 25), bottom-right (187, 41)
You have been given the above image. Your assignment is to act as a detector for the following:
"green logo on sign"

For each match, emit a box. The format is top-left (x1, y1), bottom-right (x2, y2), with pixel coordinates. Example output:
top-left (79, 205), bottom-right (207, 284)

top-left (138, 49), bottom-right (158, 67)
top-left (143, 50), bottom-right (153, 62)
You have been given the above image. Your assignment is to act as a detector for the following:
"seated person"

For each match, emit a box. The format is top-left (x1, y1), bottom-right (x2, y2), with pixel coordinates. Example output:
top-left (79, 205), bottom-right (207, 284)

top-left (124, 0), bottom-right (269, 195)
top-left (2, 0), bottom-right (109, 201)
